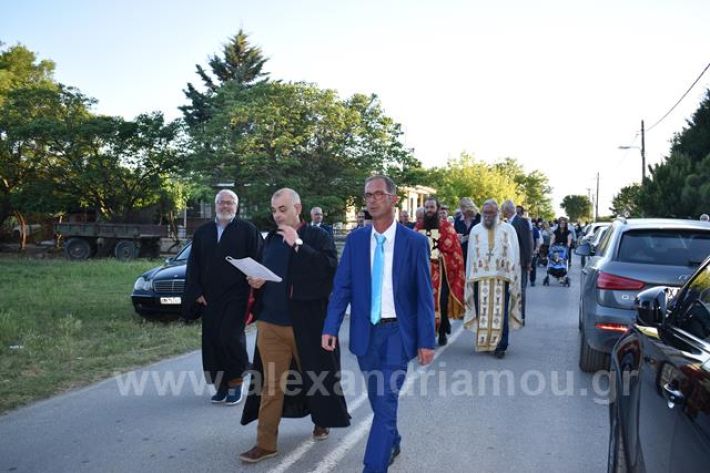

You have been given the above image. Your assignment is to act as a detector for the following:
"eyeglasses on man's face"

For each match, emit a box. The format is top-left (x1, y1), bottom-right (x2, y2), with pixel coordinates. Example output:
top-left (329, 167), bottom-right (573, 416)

top-left (217, 200), bottom-right (237, 206)
top-left (363, 191), bottom-right (393, 201)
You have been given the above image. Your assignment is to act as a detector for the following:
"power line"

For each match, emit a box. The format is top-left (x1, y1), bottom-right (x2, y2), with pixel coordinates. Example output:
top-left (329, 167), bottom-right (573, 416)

top-left (646, 61), bottom-right (710, 132)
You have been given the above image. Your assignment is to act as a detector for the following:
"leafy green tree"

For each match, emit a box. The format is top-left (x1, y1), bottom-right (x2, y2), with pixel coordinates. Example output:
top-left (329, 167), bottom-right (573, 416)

top-left (429, 155), bottom-right (553, 218)
top-left (671, 89), bottom-right (710, 162)
top-left (430, 153), bottom-right (523, 209)
top-left (637, 90), bottom-right (710, 218)
top-left (639, 151), bottom-right (709, 218)
top-left (188, 81), bottom-right (422, 227)
top-left (45, 110), bottom-right (187, 222)
top-left (610, 184), bottom-right (642, 217)
top-left (560, 194), bottom-right (593, 222)
top-left (180, 30), bottom-right (269, 129)
top-left (494, 157), bottom-right (554, 219)
top-left (0, 44), bottom-right (66, 233)
top-left (519, 170), bottom-right (554, 219)
top-left (0, 42), bottom-right (57, 104)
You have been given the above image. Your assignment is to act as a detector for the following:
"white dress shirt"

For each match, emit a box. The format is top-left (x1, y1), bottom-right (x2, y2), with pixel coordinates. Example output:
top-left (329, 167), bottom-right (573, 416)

top-left (370, 219), bottom-right (397, 319)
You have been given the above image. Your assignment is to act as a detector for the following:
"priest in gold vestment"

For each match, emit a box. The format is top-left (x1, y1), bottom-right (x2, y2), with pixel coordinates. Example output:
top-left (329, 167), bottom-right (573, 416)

top-left (463, 199), bottom-right (523, 358)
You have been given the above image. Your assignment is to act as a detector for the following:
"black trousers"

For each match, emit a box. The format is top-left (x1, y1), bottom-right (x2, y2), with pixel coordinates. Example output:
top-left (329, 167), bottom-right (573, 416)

top-left (439, 271), bottom-right (450, 337)
top-left (202, 297), bottom-right (249, 386)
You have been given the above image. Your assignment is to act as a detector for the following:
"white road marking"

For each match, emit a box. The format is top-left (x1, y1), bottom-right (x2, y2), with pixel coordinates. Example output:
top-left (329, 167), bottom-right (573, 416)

top-left (268, 391), bottom-right (370, 473)
top-left (307, 326), bottom-right (466, 473)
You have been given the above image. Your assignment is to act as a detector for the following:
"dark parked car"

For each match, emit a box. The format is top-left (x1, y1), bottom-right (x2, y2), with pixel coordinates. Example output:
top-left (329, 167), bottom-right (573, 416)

top-left (131, 243), bottom-right (191, 318)
top-left (576, 218), bottom-right (710, 372)
top-left (607, 256), bottom-right (710, 472)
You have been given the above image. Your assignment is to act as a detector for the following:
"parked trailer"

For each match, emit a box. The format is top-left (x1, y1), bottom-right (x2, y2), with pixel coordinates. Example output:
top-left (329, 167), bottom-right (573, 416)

top-left (54, 223), bottom-right (168, 260)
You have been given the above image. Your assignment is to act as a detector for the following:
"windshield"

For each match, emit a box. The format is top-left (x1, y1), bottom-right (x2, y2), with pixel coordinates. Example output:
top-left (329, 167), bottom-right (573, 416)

top-left (175, 243), bottom-right (191, 261)
top-left (618, 229), bottom-right (710, 266)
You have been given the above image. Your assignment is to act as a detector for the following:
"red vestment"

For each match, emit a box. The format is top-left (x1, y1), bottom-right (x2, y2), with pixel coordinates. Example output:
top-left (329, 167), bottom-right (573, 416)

top-left (414, 219), bottom-right (465, 322)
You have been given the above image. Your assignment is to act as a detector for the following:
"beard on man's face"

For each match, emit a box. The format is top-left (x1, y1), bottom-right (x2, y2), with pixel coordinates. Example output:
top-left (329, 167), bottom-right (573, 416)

top-left (483, 215), bottom-right (498, 229)
top-left (423, 212), bottom-right (439, 230)
top-left (217, 209), bottom-right (236, 221)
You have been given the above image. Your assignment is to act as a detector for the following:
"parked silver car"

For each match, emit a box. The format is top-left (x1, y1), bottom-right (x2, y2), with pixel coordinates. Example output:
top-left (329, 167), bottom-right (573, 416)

top-left (575, 218), bottom-right (710, 372)
top-left (580, 222), bottom-right (610, 245)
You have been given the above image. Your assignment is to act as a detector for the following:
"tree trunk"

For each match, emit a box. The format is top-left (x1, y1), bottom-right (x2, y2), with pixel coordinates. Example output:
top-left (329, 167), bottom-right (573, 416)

top-left (14, 210), bottom-right (27, 251)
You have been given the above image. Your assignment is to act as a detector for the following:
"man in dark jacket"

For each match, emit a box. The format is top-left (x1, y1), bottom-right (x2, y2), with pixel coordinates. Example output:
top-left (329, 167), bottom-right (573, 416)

top-left (310, 206), bottom-right (334, 236)
top-left (502, 201), bottom-right (533, 325)
top-left (239, 188), bottom-right (350, 464)
top-left (182, 189), bottom-right (263, 404)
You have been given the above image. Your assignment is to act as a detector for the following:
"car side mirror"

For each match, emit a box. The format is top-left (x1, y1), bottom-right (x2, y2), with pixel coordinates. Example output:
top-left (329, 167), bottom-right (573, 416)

top-left (165, 256), bottom-right (175, 264)
top-left (575, 243), bottom-right (592, 257)
top-left (635, 286), bottom-right (670, 326)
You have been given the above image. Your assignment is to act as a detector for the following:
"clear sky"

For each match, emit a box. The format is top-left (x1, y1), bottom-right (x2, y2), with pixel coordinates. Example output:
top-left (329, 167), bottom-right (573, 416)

top-left (3, 0), bottom-right (709, 216)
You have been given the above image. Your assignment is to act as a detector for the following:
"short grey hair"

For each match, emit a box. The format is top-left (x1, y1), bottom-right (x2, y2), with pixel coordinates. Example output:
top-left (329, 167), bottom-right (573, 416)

top-left (501, 199), bottom-right (516, 215)
top-left (482, 198), bottom-right (499, 210)
top-left (415, 206), bottom-right (426, 218)
top-left (459, 197), bottom-right (474, 208)
top-left (215, 189), bottom-right (238, 205)
top-left (364, 174), bottom-right (396, 195)
top-left (272, 188), bottom-right (301, 204)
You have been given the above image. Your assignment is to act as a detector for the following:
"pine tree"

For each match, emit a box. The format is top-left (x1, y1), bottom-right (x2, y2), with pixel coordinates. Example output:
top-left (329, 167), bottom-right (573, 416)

top-left (180, 30), bottom-right (269, 128)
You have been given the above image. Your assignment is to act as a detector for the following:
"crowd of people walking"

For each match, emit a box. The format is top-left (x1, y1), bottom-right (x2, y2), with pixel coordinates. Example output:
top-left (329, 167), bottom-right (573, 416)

top-left (182, 178), bottom-right (586, 472)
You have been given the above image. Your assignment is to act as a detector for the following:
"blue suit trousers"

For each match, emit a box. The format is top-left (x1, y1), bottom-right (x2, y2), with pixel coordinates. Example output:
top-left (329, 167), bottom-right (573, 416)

top-left (357, 322), bottom-right (408, 473)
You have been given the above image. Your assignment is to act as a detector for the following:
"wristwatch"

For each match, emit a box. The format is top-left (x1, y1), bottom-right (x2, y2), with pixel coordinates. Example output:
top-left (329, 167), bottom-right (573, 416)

top-left (293, 238), bottom-right (303, 248)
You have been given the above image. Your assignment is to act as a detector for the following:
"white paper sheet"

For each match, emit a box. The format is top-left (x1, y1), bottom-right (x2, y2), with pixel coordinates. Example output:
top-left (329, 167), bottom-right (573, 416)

top-left (225, 256), bottom-right (282, 282)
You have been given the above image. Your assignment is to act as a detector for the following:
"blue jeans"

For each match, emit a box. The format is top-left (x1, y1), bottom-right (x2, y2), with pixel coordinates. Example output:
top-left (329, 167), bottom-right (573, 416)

top-left (357, 322), bottom-right (408, 473)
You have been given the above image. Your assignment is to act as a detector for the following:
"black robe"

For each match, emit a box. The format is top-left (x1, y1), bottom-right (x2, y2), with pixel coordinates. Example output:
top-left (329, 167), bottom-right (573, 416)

top-left (241, 224), bottom-right (351, 428)
top-left (183, 218), bottom-right (263, 385)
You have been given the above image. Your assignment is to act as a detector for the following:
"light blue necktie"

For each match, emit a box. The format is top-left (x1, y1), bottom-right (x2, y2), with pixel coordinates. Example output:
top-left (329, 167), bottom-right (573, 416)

top-left (370, 234), bottom-right (386, 325)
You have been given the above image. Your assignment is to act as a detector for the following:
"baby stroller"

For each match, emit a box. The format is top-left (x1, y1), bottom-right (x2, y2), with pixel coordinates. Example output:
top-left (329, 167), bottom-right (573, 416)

top-left (542, 244), bottom-right (570, 287)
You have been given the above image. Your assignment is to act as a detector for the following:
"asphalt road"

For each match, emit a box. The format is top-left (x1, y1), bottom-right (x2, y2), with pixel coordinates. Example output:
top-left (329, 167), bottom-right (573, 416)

top-left (0, 259), bottom-right (609, 473)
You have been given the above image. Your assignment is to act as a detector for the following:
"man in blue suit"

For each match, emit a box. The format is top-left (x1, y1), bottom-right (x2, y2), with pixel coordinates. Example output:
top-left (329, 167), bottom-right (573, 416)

top-left (322, 175), bottom-right (436, 473)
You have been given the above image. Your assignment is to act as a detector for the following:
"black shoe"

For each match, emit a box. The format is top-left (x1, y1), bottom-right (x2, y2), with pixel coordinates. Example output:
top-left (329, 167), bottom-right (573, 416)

top-left (494, 350), bottom-right (506, 359)
top-left (530, 281), bottom-right (535, 287)
top-left (225, 384), bottom-right (244, 405)
top-left (210, 385), bottom-right (228, 403)
top-left (313, 425), bottom-right (330, 440)
top-left (389, 444), bottom-right (401, 466)
top-left (438, 334), bottom-right (448, 346)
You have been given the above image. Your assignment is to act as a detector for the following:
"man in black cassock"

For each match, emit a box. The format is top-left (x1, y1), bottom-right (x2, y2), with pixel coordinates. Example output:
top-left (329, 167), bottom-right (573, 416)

top-left (239, 188), bottom-right (350, 464)
top-left (183, 189), bottom-right (263, 404)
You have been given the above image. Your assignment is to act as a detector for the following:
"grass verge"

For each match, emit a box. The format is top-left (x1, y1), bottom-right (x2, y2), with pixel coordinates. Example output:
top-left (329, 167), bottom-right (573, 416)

top-left (0, 258), bottom-right (200, 414)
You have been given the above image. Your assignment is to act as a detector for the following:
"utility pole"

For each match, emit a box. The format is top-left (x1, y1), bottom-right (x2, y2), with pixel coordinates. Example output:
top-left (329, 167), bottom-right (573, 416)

top-left (640, 120), bottom-right (646, 181)
top-left (595, 172), bottom-right (600, 222)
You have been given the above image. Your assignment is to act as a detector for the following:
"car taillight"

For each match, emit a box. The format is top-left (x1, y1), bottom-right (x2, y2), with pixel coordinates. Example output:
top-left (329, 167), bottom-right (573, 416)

top-left (595, 323), bottom-right (629, 333)
top-left (596, 272), bottom-right (645, 290)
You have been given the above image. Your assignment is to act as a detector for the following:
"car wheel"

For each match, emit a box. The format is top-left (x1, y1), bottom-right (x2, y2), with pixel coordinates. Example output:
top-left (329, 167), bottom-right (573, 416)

top-left (115, 240), bottom-right (138, 261)
top-left (607, 398), bottom-right (628, 473)
top-left (64, 237), bottom-right (92, 260)
top-left (579, 329), bottom-right (610, 372)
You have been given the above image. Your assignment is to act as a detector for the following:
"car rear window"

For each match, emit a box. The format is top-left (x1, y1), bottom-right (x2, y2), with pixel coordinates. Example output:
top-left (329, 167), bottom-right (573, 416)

top-left (618, 229), bottom-right (710, 266)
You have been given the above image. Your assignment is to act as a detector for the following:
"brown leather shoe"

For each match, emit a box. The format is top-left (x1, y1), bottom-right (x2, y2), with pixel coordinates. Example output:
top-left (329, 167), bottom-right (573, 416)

top-left (239, 446), bottom-right (278, 463)
top-left (313, 425), bottom-right (330, 440)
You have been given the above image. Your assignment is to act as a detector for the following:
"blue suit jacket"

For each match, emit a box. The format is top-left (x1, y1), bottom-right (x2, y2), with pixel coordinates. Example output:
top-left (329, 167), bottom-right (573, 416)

top-left (323, 223), bottom-right (436, 360)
